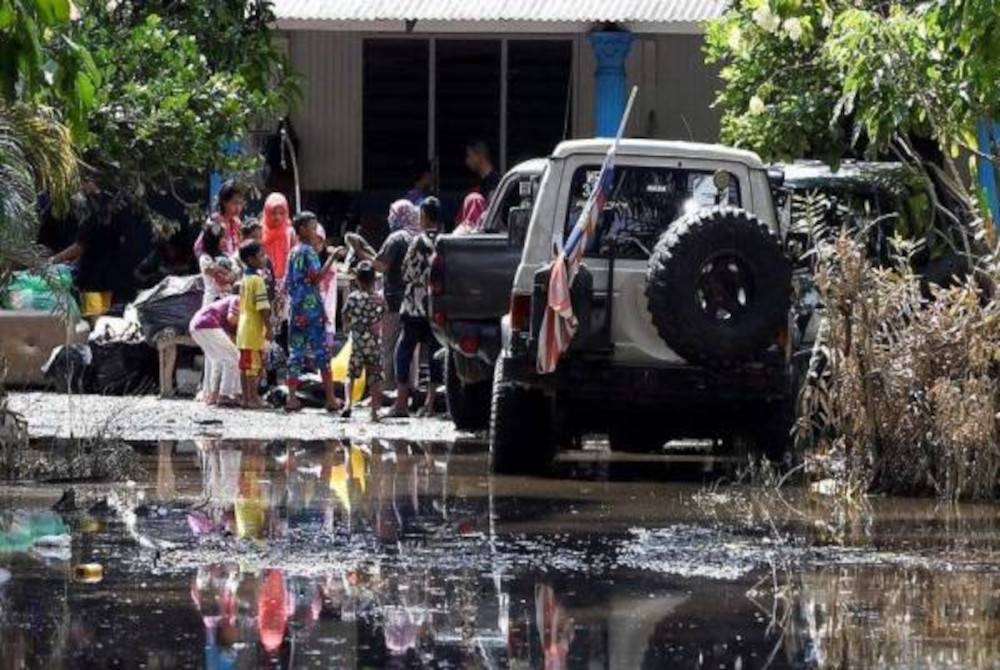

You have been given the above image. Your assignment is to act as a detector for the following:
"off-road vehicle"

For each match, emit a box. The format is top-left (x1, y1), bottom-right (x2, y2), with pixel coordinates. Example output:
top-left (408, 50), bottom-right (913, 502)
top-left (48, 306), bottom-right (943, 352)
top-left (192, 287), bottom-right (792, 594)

top-left (491, 139), bottom-right (793, 474)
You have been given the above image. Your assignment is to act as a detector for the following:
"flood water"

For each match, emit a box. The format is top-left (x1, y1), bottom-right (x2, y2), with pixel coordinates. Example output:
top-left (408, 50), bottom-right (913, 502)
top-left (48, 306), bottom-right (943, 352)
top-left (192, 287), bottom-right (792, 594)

top-left (1, 439), bottom-right (999, 669)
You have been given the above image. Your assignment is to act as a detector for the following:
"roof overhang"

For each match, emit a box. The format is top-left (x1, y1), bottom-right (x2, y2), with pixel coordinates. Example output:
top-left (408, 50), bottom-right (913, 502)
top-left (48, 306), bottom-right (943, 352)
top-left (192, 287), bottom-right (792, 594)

top-left (275, 18), bottom-right (708, 34)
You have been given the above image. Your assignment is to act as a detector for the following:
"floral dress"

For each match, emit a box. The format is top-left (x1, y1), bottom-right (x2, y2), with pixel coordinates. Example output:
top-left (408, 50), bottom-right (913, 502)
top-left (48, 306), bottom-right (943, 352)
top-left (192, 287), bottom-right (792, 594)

top-left (343, 289), bottom-right (386, 383)
top-left (285, 243), bottom-right (330, 379)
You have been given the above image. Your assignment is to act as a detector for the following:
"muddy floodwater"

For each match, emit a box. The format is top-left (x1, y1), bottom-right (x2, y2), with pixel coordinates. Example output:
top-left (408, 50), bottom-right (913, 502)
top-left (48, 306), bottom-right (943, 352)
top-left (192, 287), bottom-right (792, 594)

top-left (2, 440), bottom-right (1000, 669)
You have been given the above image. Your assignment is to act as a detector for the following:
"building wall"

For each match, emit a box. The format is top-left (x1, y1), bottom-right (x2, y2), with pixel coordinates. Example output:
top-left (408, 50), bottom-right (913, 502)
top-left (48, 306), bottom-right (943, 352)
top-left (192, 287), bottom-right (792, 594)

top-left (288, 31), bottom-right (363, 191)
top-left (285, 30), bottom-right (721, 192)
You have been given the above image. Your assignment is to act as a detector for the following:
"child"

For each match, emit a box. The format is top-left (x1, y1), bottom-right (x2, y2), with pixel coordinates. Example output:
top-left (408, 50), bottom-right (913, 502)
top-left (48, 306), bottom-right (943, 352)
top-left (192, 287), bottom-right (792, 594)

top-left (341, 261), bottom-right (385, 421)
top-left (241, 218), bottom-right (276, 296)
top-left (189, 294), bottom-right (241, 407)
top-left (199, 222), bottom-right (237, 306)
top-left (236, 240), bottom-right (272, 409)
top-left (285, 212), bottom-right (339, 413)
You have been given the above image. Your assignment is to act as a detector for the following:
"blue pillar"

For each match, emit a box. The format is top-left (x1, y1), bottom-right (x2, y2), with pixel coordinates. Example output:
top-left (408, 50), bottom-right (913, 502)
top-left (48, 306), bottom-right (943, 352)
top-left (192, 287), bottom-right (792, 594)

top-left (588, 31), bottom-right (634, 137)
top-left (208, 138), bottom-right (242, 209)
top-left (976, 118), bottom-right (1000, 226)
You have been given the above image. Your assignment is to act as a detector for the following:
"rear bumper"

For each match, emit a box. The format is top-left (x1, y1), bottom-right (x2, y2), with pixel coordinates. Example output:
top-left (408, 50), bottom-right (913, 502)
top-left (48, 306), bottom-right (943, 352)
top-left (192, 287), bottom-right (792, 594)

top-left (502, 351), bottom-right (790, 405)
top-left (432, 319), bottom-right (502, 366)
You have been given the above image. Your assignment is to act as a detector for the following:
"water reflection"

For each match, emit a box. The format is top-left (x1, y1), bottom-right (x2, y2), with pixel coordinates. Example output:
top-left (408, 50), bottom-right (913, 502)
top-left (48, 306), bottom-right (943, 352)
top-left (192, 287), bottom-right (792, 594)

top-left (1, 439), bottom-right (1000, 668)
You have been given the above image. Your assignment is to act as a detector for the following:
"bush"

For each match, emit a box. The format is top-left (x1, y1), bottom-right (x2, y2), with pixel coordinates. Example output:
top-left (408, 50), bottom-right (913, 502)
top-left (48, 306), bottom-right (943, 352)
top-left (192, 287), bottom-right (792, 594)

top-left (800, 233), bottom-right (1000, 500)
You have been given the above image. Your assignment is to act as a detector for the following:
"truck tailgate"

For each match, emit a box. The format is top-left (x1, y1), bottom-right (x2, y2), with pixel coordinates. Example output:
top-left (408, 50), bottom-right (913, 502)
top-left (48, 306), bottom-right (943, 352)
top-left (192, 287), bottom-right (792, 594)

top-left (433, 234), bottom-right (520, 321)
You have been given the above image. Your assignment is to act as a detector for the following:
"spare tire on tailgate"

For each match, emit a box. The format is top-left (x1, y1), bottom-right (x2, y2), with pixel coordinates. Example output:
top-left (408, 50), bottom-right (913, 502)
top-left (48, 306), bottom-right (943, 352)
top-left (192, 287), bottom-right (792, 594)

top-left (645, 206), bottom-right (791, 368)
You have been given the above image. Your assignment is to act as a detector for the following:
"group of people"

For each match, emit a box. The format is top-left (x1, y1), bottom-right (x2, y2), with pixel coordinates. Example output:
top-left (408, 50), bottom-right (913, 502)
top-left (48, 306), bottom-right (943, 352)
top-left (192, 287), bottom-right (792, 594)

top-left (188, 140), bottom-right (495, 421)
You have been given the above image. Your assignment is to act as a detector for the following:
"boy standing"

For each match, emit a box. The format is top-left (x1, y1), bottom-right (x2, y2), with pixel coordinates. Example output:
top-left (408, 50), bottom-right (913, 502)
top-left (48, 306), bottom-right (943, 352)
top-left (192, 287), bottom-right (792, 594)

top-left (237, 240), bottom-right (272, 409)
top-left (285, 212), bottom-right (340, 413)
top-left (341, 261), bottom-right (386, 421)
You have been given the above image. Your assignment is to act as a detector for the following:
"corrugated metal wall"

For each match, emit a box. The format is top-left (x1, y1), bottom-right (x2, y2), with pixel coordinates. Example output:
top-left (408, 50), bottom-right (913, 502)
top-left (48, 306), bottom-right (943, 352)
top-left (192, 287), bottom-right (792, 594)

top-left (637, 34), bottom-right (722, 142)
top-left (286, 30), bottom-right (721, 191)
top-left (571, 33), bottom-right (721, 144)
top-left (288, 31), bottom-right (364, 191)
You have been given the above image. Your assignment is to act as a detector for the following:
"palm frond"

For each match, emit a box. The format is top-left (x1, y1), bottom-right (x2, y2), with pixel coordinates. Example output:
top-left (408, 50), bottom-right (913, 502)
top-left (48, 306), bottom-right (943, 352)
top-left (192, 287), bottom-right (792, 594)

top-left (0, 102), bottom-right (79, 304)
top-left (0, 102), bottom-right (79, 216)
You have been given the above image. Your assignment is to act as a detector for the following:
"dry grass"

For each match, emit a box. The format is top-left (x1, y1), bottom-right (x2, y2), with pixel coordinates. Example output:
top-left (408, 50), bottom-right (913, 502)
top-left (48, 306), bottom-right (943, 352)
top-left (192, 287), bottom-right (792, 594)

top-left (799, 232), bottom-right (1000, 500)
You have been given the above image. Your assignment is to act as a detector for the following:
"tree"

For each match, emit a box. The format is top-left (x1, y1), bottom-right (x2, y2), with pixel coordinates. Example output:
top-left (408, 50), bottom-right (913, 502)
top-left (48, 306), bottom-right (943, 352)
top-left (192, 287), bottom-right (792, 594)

top-left (705, 1), bottom-right (1000, 226)
top-left (0, 1), bottom-right (85, 446)
top-left (69, 1), bottom-right (297, 212)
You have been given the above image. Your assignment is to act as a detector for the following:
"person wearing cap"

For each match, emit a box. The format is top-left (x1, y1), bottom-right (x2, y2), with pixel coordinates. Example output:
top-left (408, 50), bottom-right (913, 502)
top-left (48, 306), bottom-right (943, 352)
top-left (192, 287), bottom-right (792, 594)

top-left (341, 260), bottom-right (386, 422)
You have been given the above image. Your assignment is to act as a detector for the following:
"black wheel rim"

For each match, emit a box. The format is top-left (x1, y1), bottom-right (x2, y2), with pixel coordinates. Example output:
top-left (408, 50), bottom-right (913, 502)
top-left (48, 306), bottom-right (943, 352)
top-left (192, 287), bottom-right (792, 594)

top-left (695, 253), bottom-right (755, 322)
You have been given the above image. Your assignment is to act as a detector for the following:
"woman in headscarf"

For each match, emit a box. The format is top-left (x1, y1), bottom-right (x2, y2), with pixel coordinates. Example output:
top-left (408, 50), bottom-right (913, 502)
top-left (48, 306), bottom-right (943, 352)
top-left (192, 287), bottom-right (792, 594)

top-left (346, 199), bottom-right (421, 392)
top-left (453, 192), bottom-right (488, 235)
top-left (260, 193), bottom-right (296, 342)
top-left (261, 193), bottom-right (296, 282)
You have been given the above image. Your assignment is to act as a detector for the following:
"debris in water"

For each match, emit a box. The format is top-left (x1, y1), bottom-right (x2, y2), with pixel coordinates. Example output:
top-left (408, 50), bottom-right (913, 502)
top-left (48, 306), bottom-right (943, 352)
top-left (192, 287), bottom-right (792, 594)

top-left (75, 563), bottom-right (104, 584)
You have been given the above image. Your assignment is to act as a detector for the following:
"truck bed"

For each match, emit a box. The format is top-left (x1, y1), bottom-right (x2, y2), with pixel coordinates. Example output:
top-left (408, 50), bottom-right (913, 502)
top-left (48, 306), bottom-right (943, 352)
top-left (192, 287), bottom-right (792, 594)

top-left (432, 233), bottom-right (521, 322)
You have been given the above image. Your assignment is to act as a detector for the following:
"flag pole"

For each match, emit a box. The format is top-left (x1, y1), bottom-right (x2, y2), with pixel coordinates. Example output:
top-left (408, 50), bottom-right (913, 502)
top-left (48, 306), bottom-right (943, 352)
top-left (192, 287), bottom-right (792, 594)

top-left (615, 86), bottom-right (639, 144)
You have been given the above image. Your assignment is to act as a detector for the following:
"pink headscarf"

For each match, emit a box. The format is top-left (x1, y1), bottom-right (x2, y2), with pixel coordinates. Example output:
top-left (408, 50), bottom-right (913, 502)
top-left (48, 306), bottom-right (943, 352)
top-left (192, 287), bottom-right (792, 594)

top-left (261, 193), bottom-right (294, 280)
top-left (388, 199), bottom-right (421, 235)
top-left (455, 192), bottom-right (487, 235)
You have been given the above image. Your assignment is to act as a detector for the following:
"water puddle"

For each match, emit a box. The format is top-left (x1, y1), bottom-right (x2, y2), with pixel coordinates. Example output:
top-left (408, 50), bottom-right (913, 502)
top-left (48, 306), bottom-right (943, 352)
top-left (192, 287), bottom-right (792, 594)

top-left (1, 439), bottom-right (1000, 668)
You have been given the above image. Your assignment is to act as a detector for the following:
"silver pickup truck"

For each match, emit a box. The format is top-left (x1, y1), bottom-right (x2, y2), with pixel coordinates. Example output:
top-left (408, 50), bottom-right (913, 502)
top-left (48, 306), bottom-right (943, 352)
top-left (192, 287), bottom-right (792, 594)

top-left (428, 159), bottom-right (546, 430)
top-left (490, 139), bottom-right (795, 474)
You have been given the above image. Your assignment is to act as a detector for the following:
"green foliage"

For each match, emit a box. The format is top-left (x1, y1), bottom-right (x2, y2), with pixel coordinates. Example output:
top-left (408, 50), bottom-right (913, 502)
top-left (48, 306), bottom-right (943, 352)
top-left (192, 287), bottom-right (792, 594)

top-left (71, 1), bottom-right (297, 209)
top-left (705, 1), bottom-right (1000, 174)
top-left (0, 0), bottom-right (100, 139)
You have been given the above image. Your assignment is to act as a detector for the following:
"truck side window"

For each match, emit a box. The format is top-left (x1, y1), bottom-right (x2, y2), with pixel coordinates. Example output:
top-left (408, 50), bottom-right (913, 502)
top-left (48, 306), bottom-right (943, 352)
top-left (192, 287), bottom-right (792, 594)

top-left (563, 165), bottom-right (741, 259)
top-left (487, 178), bottom-right (527, 233)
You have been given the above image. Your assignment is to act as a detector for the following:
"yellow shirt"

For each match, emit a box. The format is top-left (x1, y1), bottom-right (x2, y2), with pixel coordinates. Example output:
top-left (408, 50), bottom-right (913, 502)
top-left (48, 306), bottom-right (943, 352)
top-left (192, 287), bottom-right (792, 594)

top-left (237, 273), bottom-right (269, 350)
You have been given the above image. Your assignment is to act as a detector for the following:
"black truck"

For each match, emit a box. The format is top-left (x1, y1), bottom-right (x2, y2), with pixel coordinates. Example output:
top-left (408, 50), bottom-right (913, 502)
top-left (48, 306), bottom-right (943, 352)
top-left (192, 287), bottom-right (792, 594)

top-left (428, 159), bottom-right (546, 430)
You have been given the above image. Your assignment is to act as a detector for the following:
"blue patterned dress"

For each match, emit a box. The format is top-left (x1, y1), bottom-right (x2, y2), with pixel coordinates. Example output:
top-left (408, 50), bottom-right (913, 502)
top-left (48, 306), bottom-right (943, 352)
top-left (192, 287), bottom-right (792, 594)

top-left (286, 243), bottom-right (330, 379)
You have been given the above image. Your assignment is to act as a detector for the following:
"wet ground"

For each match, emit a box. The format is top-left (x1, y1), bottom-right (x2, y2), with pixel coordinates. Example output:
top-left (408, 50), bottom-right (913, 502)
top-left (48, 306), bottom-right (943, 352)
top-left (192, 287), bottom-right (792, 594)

top-left (1, 437), bottom-right (1000, 669)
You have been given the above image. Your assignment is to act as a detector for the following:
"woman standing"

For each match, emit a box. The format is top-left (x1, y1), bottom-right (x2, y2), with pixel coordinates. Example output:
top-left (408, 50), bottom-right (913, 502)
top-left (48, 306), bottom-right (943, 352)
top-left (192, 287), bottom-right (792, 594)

top-left (453, 192), bottom-right (487, 235)
top-left (260, 192), bottom-right (296, 342)
top-left (347, 199), bottom-right (421, 391)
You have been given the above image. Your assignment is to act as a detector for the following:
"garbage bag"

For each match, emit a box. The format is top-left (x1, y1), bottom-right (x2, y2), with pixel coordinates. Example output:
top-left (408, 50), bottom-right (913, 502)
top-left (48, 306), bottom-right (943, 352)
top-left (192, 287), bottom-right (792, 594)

top-left (41, 344), bottom-right (92, 393)
top-left (88, 316), bottom-right (157, 395)
top-left (0, 266), bottom-right (74, 312)
top-left (131, 274), bottom-right (204, 343)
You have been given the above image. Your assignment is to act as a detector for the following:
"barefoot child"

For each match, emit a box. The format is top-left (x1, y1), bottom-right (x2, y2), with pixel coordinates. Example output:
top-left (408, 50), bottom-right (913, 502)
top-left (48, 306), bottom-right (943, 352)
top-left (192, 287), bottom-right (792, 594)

top-left (285, 212), bottom-right (340, 413)
top-left (237, 241), bottom-right (272, 408)
top-left (341, 261), bottom-right (385, 421)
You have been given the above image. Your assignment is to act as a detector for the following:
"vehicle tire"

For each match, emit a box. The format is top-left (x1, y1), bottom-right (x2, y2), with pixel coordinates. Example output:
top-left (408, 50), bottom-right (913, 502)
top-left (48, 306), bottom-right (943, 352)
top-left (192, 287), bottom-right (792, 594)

top-left (646, 206), bottom-right (791, 368)
top-left (489, 357), bottom-right (556, 475)
top-left (445, 352), bottom-right (491, 431)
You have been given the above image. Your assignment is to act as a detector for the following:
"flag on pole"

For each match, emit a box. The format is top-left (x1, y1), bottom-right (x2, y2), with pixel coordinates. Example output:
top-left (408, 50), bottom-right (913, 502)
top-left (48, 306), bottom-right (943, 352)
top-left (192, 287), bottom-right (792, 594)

top-left (537, 87), bottom-right (637, 374)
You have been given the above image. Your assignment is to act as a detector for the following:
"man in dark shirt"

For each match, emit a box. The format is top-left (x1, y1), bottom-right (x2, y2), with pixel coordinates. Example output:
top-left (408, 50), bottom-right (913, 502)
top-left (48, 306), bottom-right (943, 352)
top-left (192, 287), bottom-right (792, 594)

top-left (48, 180), bottom-right (124, 318)
top-left (465, 140), bottom-right (500, 203)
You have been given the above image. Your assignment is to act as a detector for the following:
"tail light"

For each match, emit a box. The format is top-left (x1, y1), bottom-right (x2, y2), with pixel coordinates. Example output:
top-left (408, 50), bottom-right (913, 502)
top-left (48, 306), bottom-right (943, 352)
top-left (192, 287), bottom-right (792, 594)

top-left (458, 335), bottom-right (479, 355)
top-left (429, 252), bottom-right (445, 295)
top-left (509, 293), bottom-right (531, 333)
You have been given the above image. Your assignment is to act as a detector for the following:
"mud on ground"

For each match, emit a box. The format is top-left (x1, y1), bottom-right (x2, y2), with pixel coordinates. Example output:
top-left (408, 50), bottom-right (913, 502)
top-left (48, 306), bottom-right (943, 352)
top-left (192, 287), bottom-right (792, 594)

top-left (6, 392), bottom-right (462, 443)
